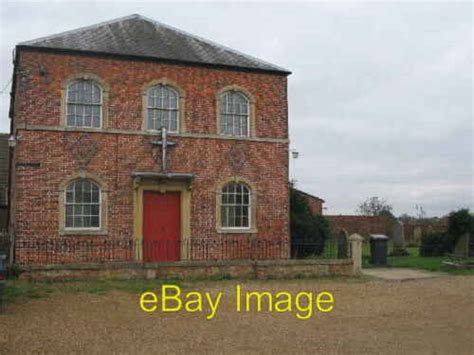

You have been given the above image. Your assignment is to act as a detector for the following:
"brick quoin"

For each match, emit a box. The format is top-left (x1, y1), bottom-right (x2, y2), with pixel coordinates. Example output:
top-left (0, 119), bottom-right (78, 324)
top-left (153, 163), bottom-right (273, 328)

top-left (10, 49), bottom-right (290, 263)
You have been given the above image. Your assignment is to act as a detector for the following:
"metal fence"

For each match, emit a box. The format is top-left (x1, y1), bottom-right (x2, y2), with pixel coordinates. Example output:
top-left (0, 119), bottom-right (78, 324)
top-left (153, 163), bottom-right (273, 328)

top-left (12, 238), bottom-right (349, 265)
top-left (0, 230), bottom-right (11, 261)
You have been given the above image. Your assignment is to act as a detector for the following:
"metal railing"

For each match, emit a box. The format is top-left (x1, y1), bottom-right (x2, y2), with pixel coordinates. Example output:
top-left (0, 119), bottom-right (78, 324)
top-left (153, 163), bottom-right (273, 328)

top-left (12, 238), bottom-right (350, 265)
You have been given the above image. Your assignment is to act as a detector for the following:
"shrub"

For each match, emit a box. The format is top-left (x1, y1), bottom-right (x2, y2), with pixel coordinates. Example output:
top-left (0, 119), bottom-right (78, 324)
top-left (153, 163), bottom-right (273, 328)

top-left (289, 186), bottom-right (330, 258)
top-left (419, 208), bottom-right (474, 256)
top-left (446, 209), bottom-right (474, 251)
top-left (6, 263), bottom-right (23, 279)
top-left (419, 232), bottom-right (449, 257)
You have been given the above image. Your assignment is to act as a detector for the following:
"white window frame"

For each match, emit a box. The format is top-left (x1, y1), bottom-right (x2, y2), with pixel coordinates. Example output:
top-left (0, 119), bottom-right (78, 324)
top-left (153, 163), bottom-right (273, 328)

top-left (146, 85), bottom-right (180, 133)
top-left (66, 80), bottom-right (103, 129)
top-left (220, 182), bottom-right (251, 230)
top-left (219, 91), bottom-right (250, 137)
top-left (64, 179), bottom-right (102, 231)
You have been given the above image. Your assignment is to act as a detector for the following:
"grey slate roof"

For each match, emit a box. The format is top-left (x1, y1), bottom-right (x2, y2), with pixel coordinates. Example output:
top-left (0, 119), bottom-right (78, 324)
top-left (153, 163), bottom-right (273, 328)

top-left (19, 14), bottom-right (290, 74)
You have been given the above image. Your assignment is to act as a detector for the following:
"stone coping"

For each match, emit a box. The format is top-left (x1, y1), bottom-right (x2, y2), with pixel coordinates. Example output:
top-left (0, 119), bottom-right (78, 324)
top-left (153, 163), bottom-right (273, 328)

top-left (20, 258), bottom-right (352, 271)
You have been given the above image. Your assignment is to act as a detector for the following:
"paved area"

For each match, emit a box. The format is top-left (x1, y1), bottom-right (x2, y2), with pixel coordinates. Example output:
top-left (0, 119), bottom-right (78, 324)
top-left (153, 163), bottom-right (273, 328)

top-left (362, 267), bottom-right (448, 281)
top-left (1, 276), bottom-right (473, 354)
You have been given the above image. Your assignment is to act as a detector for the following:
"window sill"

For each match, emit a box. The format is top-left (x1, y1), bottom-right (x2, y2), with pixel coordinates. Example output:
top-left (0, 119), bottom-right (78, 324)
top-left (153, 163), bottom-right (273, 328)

top-left (64, 126), bottom-right (104, 131)
top-left (60, 229), bottom-right (108, 236)
top-left (217, 228), bottom-right (257, 234)
top-left (144, 129), bottom-right (179, 135)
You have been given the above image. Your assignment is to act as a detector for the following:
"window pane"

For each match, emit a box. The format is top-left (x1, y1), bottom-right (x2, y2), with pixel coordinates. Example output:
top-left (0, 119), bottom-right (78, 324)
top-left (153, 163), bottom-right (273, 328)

top-left (228, 207), bottom-right (235, 227)
top-left (83, 205), bottom-right (91, 216)
top-left (66, 190), bottom-right (74, 203)
top-left (92, 85), bottom-right (101, 103)
top-left (243, 192), bottom-right (249, 205)
top-left (77, 87), bottom-right (84, 103)
top-left (236, 192), bottom-right (242, 204)
top-left (66, 216), bottom-right (74, 228)
top-left (92, 105), bottom-right (100, 118)
top-left (67, 115), bottom-right (75, 127)
top-left (82, 216), bottom-right (91, 228)
top-left (91, 216), bottom-right (100, 227)
top-left (219, 91), bottom-right (249, 136)
top-left (68, 89), bottom-right (77, 103)
top-left (221, 183), bottom-right (250, 228)
top-left (91, 205), bottom-right (100, 216)
top-left (147, 109), bottom-right (154, 129)
top-left (170, 111), bottom-right (178, 132)
top-left (222, 192), bottom-right (229, 204)
top-left (93, 116), bottom-right (100, 128)
top-left (74, 205), bottom-right (82, 215)
top-left (170, 94), bottom-right (177, 108)
top-left (148, 90), bottom-right (155, 107)
top-left (65, 179), bottom-right (101, 229)
top-left (91, 188), bottom-right (99, 203)
top-left (162, 110), bottom-right (169, 130)
top-left (74, 216), bottom-right (83, 228)
top-left (66, 205), bottom-right (73, 216)
top-left (84, 115), bottom-right (91, 127)
top-left (221, 206), bottom-right (228, 228)
top-left (67, 80), bottom-right (102, 127)
top-left (241, 117), bottom-right (248, 137)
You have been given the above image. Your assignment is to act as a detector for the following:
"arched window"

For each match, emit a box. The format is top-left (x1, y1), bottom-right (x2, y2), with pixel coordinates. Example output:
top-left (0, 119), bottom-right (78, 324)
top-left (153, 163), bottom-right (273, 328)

top-left (65, 179), bottom-right (101, 229)
top-left (219, 91), bottom-right (249, 137)
top-left (146, 85), bottom-right (179, 132)
top-left (221, 182), bottom-right (251, 228)
top-left (66, 80), bottom-right (102, 128)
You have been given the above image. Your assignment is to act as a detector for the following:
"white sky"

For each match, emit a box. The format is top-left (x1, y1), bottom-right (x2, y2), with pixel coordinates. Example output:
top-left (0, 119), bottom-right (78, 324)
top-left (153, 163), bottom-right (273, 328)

top-left (0, 0), bottom-right (472, 217)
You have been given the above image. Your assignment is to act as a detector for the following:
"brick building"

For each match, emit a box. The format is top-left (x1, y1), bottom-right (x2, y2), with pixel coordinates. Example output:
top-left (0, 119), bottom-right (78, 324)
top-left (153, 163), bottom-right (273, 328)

top-left (295, 189), bottom-right (325, 215)
top-left (8, 15), bottom-right (291, 263)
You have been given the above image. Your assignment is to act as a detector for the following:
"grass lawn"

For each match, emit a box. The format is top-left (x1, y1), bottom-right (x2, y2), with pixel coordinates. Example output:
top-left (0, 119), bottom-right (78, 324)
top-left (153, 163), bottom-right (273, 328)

top-left (2, 274), bottom-right (369, 305)
top-left (362, 242), bottom-right (474, 275)
top-left (2, 278), bottom-right (175, 305)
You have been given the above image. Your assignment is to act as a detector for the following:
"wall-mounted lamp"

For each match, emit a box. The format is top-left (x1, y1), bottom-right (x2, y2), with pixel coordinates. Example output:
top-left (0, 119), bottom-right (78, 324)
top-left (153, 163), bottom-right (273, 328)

top-left (8, 135), bottom-right (21, 148)
top-left (291, 150), bottom-right (299, 159)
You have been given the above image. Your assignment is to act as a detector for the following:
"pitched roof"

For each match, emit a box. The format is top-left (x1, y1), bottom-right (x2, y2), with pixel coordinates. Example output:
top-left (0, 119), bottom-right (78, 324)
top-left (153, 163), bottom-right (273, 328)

top-left (18, 14), bottom-right (290, 75)
top-left (293, 188), bottom-right (325, 203)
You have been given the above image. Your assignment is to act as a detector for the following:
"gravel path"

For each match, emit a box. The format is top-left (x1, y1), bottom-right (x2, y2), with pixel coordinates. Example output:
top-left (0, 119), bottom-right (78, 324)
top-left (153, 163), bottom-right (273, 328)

top-left (1, 276), bottom-right (473, 354)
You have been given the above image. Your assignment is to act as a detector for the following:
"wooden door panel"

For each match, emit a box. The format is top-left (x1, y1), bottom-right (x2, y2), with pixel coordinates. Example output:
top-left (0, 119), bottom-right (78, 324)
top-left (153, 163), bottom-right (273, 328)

top-left (143, 191), bottom-right (181, 262)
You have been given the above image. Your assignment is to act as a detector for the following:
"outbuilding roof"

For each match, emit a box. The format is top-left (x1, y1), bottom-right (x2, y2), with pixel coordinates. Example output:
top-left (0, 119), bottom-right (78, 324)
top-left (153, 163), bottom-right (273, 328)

top-left (18, 14), bottom-right (290, 75)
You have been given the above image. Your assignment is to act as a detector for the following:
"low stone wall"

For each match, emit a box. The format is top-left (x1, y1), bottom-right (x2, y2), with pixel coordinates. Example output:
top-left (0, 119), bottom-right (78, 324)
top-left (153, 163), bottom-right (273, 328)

top-left (18, 259), bottom-right (354, 282)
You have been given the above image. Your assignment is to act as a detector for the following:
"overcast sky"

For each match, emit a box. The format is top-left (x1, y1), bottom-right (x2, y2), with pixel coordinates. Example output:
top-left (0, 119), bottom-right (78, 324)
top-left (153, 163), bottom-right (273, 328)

top-left (0, 1), bottom-right (472, 217)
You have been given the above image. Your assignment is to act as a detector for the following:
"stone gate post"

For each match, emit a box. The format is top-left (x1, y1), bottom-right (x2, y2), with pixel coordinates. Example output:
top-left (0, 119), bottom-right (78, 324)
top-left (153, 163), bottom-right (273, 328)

top-left (349, 234), bottom-right (364, 275)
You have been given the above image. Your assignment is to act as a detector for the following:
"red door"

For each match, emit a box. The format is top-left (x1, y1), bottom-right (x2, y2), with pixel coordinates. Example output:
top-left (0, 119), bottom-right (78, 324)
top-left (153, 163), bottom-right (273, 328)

top-left (143, 191), bottom-right (181, 262)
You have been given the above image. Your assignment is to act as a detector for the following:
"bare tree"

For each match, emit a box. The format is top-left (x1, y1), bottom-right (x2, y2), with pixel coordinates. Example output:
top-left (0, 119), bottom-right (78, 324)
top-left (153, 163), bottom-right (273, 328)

top-left (357, 197), bottom-right (394, 217)
top-left (415, 204), bottom-right (427, 220)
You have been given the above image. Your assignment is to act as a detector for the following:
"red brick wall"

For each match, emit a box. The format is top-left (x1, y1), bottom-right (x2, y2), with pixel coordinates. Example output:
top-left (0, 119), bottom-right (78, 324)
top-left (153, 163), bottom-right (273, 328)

top-left (14, 49), bottom-right (288, 138)
top-left (326, 215), bottom-right (390, 237)
top-left (403, 221), bottom-right (448, 244)
top-left (11, 49), bottom-right (290, 262)
top-left (305, 196), bottom-right (323, 216)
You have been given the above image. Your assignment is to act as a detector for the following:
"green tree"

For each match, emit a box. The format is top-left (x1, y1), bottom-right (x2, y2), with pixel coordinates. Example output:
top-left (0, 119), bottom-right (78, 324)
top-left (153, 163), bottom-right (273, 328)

top-left (447, 208), bottom-right (473, 238)
top-left (289, 185), bottom-right (330, 258)
top-left (420, 208), bottom-right (473, 256)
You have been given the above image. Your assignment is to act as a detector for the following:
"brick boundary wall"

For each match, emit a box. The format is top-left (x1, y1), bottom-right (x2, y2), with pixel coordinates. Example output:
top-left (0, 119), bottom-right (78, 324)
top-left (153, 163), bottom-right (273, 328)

top-left (18, 259), bottom-right (354, 281)
top-left (326, 215), bottom-right (390, 237)
top-left (403, 222), bottom-right (448, 244)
